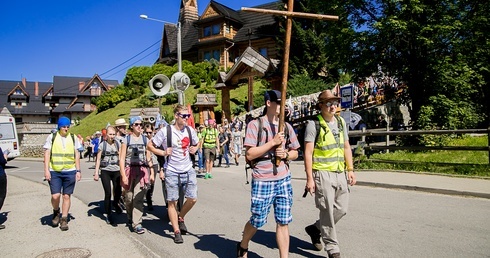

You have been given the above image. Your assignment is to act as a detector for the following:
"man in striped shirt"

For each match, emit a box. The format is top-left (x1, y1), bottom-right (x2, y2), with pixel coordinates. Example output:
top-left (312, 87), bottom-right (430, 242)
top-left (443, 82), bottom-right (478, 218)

top-left (237, 90), bottom-right (300, 258)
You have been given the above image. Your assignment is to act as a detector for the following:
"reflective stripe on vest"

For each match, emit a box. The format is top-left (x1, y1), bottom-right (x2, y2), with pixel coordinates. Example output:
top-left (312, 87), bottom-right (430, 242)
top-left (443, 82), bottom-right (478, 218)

top-left (50, 133), bottom-right (76, 171)
top-left (312, 114), bottom-right (345, 172)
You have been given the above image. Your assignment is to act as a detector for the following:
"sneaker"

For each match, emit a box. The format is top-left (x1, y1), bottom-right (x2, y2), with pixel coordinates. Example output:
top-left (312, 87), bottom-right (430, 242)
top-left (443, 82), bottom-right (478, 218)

top-left (178, 218), bottom-right (188, 235)
top-left (134, 225), bottom-right (145, 234)
top-left (204, 173), bottom-right (213, 179)
top-left (330, 253), bottom-right (341, 258)
top-left (0, 224), bottom-right (5, 230)
top-left (305, 224), bottom-right (322, 251)
top-left (51, 209), bottom-right (60, 227)
top-left (60, 217), bottom-right (69, 231)
top-left (174, 231), bottom-right (184, 244)
top-left (224, 165), bottom-right (230, 168)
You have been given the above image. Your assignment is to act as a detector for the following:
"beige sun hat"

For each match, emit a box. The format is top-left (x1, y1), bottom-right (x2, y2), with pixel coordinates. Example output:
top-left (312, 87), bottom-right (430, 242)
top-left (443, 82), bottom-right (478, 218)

top-left (114, 118), bottom-right (128, 126)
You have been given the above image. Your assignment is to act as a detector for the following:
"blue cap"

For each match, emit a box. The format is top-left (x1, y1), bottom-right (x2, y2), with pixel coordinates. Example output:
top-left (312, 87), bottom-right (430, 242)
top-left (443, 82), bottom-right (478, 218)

top-left (57, 117), bottom-right (71, 129)
top-left (264, 90), bottom-right (281, 103)
top-left (130, 116), bottom-right (142, 126)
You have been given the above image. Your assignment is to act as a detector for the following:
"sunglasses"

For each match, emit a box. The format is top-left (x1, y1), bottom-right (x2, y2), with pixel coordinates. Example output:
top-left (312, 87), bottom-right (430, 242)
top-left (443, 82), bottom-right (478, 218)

top-left (178, 113), bottom-right (191, 119)
top-left (144, 131), bottom-right (153, 135)
top-left (322, 101), bottom-right (339, 107)
top-left (133, 123), bottom-right (142, 127)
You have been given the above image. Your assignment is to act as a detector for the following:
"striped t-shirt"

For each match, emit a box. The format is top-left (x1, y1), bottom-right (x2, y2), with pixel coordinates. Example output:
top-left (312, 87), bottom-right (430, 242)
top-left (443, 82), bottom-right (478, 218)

top-left (244, 117), bottom-right (300, 181)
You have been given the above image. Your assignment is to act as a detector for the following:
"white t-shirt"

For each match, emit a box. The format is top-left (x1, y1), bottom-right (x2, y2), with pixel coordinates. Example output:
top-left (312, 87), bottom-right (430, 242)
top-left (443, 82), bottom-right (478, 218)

top-left (152, 125), bottom-right (199, 173)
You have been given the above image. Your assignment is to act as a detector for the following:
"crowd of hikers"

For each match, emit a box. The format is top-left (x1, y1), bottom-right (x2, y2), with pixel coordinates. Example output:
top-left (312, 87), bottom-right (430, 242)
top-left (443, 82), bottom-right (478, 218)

top-left (34, 89), bottom-right (357, 258)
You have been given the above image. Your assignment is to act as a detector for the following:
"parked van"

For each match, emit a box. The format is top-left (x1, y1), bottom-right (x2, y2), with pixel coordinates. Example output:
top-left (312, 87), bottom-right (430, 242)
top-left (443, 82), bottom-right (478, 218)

top-left (0, 115), bottom-right (20, 160)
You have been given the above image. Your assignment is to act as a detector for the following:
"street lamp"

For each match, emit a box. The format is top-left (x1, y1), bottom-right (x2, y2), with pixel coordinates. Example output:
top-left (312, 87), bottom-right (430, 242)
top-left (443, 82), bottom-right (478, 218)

top-left (140, 14), bottom-right (186, 105)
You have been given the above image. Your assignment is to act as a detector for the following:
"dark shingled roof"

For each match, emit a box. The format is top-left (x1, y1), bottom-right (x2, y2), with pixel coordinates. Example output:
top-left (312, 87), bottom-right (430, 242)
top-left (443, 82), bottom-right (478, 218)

top-left (199, 0), bottom-right (243, 24)
top-left (234, 2), bottom-right (280, 42)
top-left (160, 1), bottom-right (280, 62)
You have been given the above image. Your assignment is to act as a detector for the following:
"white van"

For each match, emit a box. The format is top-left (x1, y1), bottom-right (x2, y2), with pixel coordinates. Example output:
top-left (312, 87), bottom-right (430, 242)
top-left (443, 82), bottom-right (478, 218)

top-left (0, 115), bottom-right (21, 160)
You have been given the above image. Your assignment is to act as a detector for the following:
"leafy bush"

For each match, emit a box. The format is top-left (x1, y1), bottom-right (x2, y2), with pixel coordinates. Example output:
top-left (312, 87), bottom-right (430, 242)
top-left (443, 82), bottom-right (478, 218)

top-left (287, 73), bottom-right (330, 97)
top-left (94, 85), bottom-right (131, 113)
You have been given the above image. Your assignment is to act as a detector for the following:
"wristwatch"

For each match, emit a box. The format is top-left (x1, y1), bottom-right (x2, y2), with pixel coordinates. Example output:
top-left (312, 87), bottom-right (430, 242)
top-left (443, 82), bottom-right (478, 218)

top-left (76, 169), bottom-right (81, 173)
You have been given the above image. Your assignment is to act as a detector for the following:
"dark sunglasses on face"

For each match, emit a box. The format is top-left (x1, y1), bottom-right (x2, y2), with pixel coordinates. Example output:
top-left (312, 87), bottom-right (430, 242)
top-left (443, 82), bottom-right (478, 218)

top-left (144, 131), bottom-right (153, 135)
top-left (133, 123), bottom-right (142, 127)
top-left (178, 113), bottom-right (191, 119)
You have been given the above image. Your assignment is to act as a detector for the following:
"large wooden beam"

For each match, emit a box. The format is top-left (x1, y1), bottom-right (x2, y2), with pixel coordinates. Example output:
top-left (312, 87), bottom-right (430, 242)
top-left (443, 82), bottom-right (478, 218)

top-left (241, 7), bottom-right (338, 21)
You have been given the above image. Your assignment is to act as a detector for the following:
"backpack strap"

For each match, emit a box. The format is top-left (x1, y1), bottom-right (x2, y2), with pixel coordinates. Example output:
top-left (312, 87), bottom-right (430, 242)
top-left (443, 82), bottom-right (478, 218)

top-left (185, 126), bottom-right (196, 146)
top-left (166, 125), bottom-right (172, 148)
top-left (101, 140), bottom-right (107, 159)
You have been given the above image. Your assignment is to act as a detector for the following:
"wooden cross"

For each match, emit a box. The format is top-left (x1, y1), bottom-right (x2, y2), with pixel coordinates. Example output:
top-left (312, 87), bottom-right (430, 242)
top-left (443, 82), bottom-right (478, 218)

top-left (242, 0), bottom-right (338, 164)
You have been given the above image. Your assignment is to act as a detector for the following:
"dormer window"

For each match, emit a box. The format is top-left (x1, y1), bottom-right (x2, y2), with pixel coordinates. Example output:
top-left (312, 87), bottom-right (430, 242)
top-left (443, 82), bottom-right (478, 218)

top-left (14, 89), bottom-right (23, 95)
top-left (91, 82), bottom-right (99, 88)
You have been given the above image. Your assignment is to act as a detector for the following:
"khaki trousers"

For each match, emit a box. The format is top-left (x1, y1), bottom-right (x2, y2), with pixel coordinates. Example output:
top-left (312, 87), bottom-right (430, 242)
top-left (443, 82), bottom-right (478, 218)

top-left (314, 170), bottom-right (349, 254)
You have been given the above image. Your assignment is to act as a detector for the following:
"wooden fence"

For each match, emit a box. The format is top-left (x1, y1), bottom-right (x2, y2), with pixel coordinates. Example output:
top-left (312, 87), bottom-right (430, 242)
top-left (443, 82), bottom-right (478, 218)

top-left (348, 128), bottom-right (490, 164)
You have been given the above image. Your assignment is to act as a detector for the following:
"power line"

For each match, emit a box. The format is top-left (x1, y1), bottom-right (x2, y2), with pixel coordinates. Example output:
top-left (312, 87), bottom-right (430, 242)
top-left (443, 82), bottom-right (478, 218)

top-left (99, 39), bottom-right (162, 77)
top-left (103, 47), bottom-right (161, 79)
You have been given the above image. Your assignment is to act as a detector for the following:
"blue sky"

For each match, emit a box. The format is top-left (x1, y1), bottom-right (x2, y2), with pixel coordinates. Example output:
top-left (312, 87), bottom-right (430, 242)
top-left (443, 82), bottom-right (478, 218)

top-left (0, 0), bottom-right (271, 84)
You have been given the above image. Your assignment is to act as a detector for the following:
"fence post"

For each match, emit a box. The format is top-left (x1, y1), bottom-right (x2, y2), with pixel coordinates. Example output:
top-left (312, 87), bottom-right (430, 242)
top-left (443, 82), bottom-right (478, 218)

top-left (386, 123), bottom-right (390, 153)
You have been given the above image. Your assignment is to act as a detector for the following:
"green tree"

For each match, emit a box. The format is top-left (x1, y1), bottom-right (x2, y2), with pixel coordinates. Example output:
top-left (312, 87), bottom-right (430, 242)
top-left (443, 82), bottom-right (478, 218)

top-left (284, 0), bottom-right (488, 130)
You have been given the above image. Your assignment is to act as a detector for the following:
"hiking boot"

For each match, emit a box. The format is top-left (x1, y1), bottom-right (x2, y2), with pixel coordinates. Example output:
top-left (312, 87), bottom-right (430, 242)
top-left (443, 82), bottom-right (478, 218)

top-left (305, 224), bottom-right (322, 251)
top-left (178, 217), bottom-right (188, 235)
top-left (51, 208), bottom-right (60, 227)
top-left (174, 231), bottom-right (184, 244)
top-left (60, 217), bottom-right (69, 231)
top-left (330, 253), bottom-right (341, 258)
top-left (134, 225), bottom-right (145, 234)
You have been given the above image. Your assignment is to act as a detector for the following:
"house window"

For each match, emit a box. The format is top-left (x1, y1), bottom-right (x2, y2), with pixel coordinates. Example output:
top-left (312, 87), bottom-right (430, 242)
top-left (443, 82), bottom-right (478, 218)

top-left (91, 82), bottom-right (99, 88)
top-left (203, 24), bottom-right (221, 37)
top-left (14, 89), bottom-right (22, 95)
top-left (203, 49), bottom-right (221, 61)
top-left (259, 47), bottom-right (268, 57)
top-left (15, 102), bottom-right (22, 108)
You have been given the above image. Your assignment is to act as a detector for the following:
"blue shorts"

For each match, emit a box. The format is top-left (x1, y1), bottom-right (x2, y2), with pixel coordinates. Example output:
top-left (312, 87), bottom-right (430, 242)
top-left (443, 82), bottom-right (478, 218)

top-left (249, 175), bottom-right (293, 228)
top-left (49, 170), bottom-right (77, 195)
top-left (165, 169), bottom-right (197, 201)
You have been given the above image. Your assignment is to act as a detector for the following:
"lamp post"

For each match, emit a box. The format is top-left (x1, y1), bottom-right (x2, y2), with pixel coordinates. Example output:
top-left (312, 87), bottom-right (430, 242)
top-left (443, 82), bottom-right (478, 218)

top-left (140, 14), bottom-right (185, 105)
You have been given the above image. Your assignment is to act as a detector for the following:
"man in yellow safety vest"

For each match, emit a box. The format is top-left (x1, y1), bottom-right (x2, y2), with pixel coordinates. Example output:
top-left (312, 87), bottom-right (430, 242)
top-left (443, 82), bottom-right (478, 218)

top-left (303, 90), bottom-right (357, 258)
top-left (43, 117), bottom-right (82, 231)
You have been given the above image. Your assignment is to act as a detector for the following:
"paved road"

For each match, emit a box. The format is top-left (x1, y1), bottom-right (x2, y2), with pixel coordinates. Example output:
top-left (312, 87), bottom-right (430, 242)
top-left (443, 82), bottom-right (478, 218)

top-left (5, 158), bottom-right (490, 257)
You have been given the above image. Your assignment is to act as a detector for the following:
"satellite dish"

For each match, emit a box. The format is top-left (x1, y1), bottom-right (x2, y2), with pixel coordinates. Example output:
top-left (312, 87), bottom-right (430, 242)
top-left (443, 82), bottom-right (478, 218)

top-left (149, 74), bottom-right (171, 96)
top-left (171, 72), bottom-right (190, 92)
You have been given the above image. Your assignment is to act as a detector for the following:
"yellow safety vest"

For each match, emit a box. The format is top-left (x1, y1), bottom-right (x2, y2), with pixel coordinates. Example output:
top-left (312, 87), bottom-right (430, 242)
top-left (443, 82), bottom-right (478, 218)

top-left (312, 114), bottom-right (345, 172)
top-left (203, 128), bottom-right (218, 148)
top-left (50, 133), bottom-right (76, 171)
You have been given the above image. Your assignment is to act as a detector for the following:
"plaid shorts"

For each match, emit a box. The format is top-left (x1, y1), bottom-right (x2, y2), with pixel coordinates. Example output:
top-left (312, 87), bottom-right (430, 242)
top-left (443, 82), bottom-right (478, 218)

top-left (249, 175), bottom-right (293, 228)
